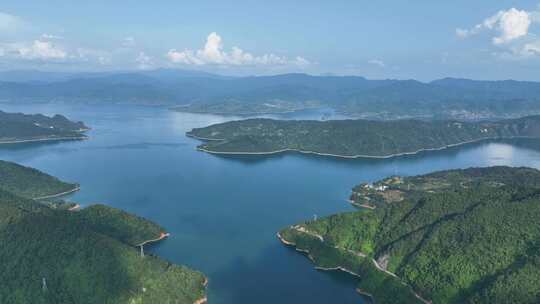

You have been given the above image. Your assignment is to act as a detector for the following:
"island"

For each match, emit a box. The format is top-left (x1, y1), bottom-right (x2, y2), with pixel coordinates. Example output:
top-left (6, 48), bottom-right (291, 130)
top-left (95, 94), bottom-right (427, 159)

top-left (0, 160), bottom-right (207, 304)
top-left (0, 110), bottom-right (89, 144)
top-left (187, 115), bottom-right (540, 158)
top-left (278, 166), bottom-right (540, 303)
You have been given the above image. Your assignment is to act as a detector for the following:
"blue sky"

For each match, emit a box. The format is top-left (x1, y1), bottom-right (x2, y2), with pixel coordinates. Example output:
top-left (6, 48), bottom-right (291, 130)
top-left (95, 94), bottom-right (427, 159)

top-left (0, 0), bottom-right (539, 80)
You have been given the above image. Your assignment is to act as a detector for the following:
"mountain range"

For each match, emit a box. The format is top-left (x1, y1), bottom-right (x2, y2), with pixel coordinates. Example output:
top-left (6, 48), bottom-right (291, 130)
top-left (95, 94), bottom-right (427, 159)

top-left (1, 69), bottom-right (539, 119)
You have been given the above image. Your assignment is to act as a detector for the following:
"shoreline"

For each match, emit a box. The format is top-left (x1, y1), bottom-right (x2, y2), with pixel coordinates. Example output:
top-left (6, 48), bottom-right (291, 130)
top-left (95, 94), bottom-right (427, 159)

top-left (193, 297), bottom-right (207, 304)
top-left (33, 186), bottom-right (81, 200)
top-left (0, 136), bottom-right (88, 145)
top-left (172, 107), bottom-right (318, 117)
top-left (193, 276), bottom-right (209, 304)
top-left (186, 132), bottom-right (225, 141)
top-left (193, 135), bottom-right (536, 159)
top-left (136, 232), bottom-right (171, 247)
top-left (277, 230), bottom-right (431, 304)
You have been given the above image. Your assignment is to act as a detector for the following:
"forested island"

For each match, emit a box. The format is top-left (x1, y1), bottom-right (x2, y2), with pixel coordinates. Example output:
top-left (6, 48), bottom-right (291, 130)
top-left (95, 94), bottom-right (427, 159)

top-left (0, 110), bottom-right (89, 144)
top-left (279, 166), bottom-right (540, 303)
top-left (0, 160), bottom-right (207, 304)
top-left (187, 116), bottom-right (540, 158)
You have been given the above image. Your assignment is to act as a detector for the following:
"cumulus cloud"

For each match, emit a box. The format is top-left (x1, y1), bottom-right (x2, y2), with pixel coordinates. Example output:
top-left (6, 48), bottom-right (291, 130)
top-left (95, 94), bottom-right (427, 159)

top-left (492, 8), bottom-right (531, 44)
top-left (368, 59), bottom-right (385, 68)
top-left (16, 40), bottom-right (67, 60)
top-left (135, 51), bottom-right (153, 69)
top-left (457, 8), bottom-right (533, 44)
top-left (167, 32), bottom-right (310, 67)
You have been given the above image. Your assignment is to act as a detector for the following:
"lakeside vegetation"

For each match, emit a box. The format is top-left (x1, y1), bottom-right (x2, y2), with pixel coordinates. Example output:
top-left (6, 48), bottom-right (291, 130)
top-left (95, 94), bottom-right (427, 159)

top-left (188, 115), bottom-right (540, 158)
top-left (0, 110), bottom-right (88, 143)
top-left (279, 166), bottom-right (540, 303)
top-left (0, 160), bottom-right (206, 304)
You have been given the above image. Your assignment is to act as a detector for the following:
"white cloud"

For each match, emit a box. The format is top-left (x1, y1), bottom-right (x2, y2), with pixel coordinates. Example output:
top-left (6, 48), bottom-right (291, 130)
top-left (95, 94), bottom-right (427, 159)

top-left (136, 51), bottom-right (153, 69)
top-left (74, 47), bottom-right (111, 64)
top-left (98, 56), bottom-right (110, 65)
top-left (493, 8), bottom-right (531, 44)
top-left (0, 12), bottom-right (23, 32)
top-left (16, 40), bottom-right (67, 60)
top-left (167, 32), bottom-right (310, 67)
top-left (40, 33), bottom-right (63, 40)
top-left (368, 59), bottom-right (385, 67)
top-left (457, 8), bottom-right (533, 44)
top-left (122, 37), bottom-right (136, 47)
top-left (520, 41), bottom-right (540, 56)
top-left (294, 56), bottom-right (311, 66)
top-left (456, 28), bottom-right (470, 38)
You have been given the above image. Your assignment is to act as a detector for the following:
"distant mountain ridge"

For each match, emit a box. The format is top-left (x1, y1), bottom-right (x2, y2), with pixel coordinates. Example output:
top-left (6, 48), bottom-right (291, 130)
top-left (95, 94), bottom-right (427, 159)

top-left (1, 69), bottom-right (539, 119)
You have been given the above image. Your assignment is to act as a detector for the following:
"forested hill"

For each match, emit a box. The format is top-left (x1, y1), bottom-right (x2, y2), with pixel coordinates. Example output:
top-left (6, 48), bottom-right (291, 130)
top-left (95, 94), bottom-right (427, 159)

top-left (279, 166), bottom-right (540, 303)
top-left (0, 110), bottom-right (89, 143)
top-left (187, 115), bottom-right (540, 158)
top-left (0, 160), bottom-right (78, 199)
top-left (0, 160), bottom-right (207, 304)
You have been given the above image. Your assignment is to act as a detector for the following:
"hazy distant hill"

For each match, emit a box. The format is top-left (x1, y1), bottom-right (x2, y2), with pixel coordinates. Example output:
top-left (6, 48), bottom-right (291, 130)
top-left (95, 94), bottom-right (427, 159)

top-left (1, 69), bottom-right (540, 119)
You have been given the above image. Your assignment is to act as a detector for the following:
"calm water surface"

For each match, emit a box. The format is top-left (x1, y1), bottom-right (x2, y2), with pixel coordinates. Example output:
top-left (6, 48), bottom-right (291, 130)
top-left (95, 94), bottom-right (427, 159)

top-left (2, 103), bottom-right (540, 304)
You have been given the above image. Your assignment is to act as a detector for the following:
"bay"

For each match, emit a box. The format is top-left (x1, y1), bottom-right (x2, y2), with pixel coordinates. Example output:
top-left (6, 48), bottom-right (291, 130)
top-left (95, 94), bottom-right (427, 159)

top-left (1, 103), bottom-right (540, 303)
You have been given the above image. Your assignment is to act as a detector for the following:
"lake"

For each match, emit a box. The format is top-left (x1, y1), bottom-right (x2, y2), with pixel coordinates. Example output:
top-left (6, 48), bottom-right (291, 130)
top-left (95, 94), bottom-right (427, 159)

top-left (2, 103), bottom-right (540, 303)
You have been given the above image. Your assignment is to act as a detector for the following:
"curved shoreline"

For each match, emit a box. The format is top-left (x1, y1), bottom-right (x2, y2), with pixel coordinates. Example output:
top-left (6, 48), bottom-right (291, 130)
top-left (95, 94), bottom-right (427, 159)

top-left (136, 232), bottom-right (171, 247)
top-left (193, 277), bottom-right (209, 304)
top-left (0, 136), bottom-right (88, 145)
top-left (33, 186), bottom-right (81, 200)
top-left (277, 231), bottom-right (431, 304)
top-left (193, 135), bottom-right (536, 159)
top-left (186, 132), bottom-right (226, 141)
top-left (193, 297), bottom-right (207, 304)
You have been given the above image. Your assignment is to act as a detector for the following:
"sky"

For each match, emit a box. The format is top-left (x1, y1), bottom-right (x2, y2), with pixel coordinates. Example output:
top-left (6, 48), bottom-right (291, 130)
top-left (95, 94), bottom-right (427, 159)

top-left (0, 0), bottom-right (540, 81)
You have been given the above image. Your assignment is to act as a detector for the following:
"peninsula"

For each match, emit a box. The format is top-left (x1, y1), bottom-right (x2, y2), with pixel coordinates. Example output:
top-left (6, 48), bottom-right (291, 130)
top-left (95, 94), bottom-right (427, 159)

top-left (279, 166), bottom-right (540, 303)
top-left (0, 110), bottom-right (89, 144)
top-left (187, 116), bottom-right (540, 158)
top-left (0, 160), bottom-right (207, 304)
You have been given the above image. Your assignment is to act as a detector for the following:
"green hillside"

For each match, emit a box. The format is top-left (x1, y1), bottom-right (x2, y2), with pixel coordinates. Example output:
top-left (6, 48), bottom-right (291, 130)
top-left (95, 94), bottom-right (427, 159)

top-left (0, 160), bottom-right (78, 199)
top-left (0, 160), bottom-right (206, 304)
top-left (279, 167), bottom-right (540, 303)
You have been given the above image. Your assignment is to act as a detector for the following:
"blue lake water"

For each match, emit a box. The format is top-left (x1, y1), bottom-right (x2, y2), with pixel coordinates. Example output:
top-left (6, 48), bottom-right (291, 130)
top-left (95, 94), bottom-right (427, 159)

top-left (2, 103), bottom-right (540, 303)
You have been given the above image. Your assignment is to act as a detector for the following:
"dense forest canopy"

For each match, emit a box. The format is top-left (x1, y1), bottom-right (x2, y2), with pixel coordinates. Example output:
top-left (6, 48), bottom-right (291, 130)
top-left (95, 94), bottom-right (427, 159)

top-left (0, 160), bottom-right (206, 304)
top-left (280, 166), bottom-right (540, 303)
